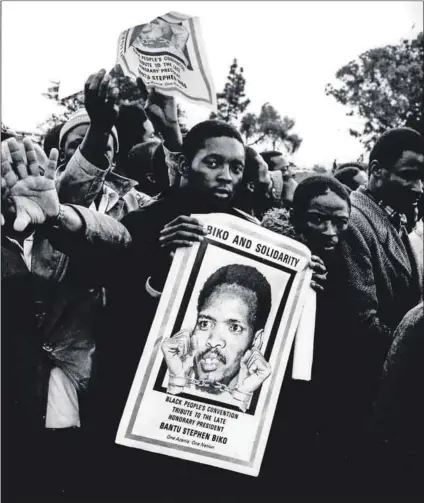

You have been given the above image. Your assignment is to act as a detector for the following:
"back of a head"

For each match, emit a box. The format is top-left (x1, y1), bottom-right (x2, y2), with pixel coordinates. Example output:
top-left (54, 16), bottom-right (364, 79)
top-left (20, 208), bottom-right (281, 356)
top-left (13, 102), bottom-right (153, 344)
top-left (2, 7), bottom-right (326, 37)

top-left (334, 166), bottom-right (362, 191)
top-left (261, 150), bottom-right (283, 170)
top-left (243, 146), bottom-right (262, 183)
top-left (369, 127), bottom-right (424, 170)
top-left (126, 140), bottom-right (165, 194)
top-left (182, 120), bottom-right (244, 165)
top-left (292, 174), bottom-right (351, 221)
top-left (334, 162), bottom-right (366, 174)
top-left (43, 122), bottom-right (65, 156)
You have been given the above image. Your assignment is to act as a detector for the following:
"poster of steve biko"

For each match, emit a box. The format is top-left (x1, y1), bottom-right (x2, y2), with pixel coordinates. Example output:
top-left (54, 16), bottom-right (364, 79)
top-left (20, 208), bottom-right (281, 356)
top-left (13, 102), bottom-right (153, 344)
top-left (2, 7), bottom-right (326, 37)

top-left (116, 213), bottom-right (312, 476)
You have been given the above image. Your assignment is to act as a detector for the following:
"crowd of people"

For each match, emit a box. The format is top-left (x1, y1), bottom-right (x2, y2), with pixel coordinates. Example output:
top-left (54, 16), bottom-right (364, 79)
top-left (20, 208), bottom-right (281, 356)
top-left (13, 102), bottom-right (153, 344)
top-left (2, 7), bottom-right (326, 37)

top-left (2, 67), bottom-right (423, 501)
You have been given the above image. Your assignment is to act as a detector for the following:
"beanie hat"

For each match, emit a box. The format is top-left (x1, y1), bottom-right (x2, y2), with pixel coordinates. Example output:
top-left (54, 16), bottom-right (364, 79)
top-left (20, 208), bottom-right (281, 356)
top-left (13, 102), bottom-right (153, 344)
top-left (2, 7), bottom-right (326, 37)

top-left (59, 108), bottom-right (119, 153)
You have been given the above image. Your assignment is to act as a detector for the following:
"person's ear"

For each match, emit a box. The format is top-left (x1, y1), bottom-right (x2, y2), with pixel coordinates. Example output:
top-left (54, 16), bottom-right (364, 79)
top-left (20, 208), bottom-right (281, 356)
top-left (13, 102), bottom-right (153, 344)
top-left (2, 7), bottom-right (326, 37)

top-left (252, 329), bottom-right (264, 352)
top-left (246, 181), bottom-right (255, 193)
top-left (178, 154), bottom-right (190, 178)
top-left (369, 159), bottom-right (381, 178)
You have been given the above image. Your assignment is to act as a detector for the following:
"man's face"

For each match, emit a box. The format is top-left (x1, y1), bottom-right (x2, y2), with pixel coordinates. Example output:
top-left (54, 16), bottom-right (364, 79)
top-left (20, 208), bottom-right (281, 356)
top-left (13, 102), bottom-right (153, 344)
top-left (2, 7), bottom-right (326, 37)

top-left (188, 137), bottom-right (245, 203)
top-left (62, 125), bottom-right (115, 166)
top-left (301, 189), bottom-right (350, 254)
top-left (378, 150), bottom-right (424, 213)
top-left (193, 285), bottom-right (257, 387)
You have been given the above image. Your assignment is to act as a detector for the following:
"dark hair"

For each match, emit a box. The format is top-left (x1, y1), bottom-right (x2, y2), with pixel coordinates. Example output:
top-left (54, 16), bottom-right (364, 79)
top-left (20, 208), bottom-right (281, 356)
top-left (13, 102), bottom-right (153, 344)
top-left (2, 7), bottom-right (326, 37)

top-left (334, 166), bottom-right (363, 190)
top-left (182, 120), bottom-right (244, 165)
top-left (243, 146), bottom-right (264, 183)
top-left (43, 122), bottom-right (64, 156)
top-left (126, 140), bottom-right (166, 194)
top-left (197, 264), bottom-right (272, 333)
top-left (369, 127), bottom-right (424, 171)
top-left (334, 162), bottom-right (367, 173)
top-left (292, 175), bottom-right (351, 221)
top-left (261, 150), bottom-right (284, 170)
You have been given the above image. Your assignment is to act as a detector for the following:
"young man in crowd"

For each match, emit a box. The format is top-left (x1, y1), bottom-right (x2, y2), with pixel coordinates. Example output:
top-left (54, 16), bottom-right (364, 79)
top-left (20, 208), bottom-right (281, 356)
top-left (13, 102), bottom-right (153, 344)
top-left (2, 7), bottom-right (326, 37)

top-left (339, 127), bottom-right (424, 447)
top-left (56, 70), bottom-right (152, 215)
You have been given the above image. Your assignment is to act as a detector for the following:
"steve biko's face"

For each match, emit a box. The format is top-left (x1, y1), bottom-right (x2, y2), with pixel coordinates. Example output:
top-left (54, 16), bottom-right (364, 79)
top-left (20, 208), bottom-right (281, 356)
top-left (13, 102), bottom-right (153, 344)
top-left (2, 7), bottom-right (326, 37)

top-left (188, 137), bottom-right (245, 203)
top-left (193, 286), bottom-right (258, 387)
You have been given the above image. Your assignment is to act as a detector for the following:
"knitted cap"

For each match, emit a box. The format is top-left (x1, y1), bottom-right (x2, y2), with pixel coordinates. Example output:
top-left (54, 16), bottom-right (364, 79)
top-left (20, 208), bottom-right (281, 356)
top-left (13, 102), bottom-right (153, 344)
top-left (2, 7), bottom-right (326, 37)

top-left (59, 108), bottom-right (119, 153)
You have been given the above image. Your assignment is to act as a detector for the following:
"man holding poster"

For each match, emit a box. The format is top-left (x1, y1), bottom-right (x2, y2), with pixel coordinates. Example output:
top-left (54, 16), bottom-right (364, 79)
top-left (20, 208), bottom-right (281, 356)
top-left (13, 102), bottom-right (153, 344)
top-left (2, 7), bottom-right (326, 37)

top-left (162, 263), bottom-right (272, 411)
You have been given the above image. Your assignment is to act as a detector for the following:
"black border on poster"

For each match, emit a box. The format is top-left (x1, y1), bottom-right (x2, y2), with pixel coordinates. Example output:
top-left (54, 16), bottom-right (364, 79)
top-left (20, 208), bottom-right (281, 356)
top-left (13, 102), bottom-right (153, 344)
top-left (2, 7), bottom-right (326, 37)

top-left (152, 236), bottom-right (296, 416)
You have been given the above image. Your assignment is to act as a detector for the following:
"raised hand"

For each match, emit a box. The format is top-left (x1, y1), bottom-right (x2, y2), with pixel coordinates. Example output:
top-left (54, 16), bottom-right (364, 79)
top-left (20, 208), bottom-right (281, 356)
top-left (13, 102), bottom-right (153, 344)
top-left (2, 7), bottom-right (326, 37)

top-left (84, 69), bottom-right (120, 133)
top-left (237, 349), bottom-right (271, 394)
top-left (144, 88), bottom-right (179, 132)
top-left (1, 138), bottom-right (59, 232)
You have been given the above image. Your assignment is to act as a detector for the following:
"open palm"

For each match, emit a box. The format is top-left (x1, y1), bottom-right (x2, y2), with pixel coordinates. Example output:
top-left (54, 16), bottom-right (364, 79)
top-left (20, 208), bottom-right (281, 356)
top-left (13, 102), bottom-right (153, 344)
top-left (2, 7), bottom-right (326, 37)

top-left (2, 138), bottom-right (59, 232)
top-left (10, 175), bottom-right (59, 230)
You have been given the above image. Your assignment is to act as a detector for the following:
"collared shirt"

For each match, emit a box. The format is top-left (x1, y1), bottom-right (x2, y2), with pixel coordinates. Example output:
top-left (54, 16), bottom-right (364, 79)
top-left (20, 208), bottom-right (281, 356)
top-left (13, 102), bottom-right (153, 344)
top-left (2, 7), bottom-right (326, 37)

top-left (89, 183), bottom-right (120, 214)
top-left (5, 234), bottom-right (80, 429)
top-left (5, 233), bottom-right (34, 270)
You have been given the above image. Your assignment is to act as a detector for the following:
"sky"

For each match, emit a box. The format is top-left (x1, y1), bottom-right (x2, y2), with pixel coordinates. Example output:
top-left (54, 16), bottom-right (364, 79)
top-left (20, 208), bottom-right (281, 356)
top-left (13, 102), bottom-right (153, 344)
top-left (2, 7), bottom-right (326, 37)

top-left (2, 1), bottom-right (423, 168)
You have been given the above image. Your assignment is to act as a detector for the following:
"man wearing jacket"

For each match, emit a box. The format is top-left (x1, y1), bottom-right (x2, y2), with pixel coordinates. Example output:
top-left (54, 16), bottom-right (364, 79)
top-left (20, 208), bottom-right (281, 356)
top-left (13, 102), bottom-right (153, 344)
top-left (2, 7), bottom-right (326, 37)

top-left (339, 127), bottom-right (424, 446)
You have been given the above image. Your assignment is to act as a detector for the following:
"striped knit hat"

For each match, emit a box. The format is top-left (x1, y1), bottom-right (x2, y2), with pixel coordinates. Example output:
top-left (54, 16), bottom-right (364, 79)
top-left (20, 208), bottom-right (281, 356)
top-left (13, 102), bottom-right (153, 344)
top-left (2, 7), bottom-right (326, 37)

top-left (59, 108), bottom-right (119, 153)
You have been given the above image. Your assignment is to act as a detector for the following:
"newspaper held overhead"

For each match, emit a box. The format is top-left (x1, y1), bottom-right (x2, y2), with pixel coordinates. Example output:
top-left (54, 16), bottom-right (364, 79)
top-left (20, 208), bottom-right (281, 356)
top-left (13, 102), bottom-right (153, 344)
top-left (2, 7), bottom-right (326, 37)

top-left (116, 214), bottom-right (313, 477)
top-left (117, 12), bottom-right (217, 110)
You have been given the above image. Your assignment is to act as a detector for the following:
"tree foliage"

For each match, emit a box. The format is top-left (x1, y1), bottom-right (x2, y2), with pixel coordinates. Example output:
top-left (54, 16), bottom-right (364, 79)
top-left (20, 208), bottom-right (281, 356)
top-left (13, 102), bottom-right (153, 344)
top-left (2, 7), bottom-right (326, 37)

top-left (240, 103), bottom-right (302, 153)
top-left (326, 32), bottom-right (424, 150)
top-left (210, 59), bottom-right (250, 123)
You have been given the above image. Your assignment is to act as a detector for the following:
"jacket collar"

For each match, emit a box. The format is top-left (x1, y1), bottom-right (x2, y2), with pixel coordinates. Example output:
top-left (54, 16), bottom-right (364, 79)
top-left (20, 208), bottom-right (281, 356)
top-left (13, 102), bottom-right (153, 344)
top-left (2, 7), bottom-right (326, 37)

top-left (351, 188), bottom-right (391, 244)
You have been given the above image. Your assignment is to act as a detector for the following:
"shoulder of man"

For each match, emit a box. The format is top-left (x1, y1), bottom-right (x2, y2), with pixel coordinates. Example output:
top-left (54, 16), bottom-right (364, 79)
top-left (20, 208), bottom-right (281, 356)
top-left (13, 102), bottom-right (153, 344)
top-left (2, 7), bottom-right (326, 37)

top-left (348, 190), bottom-right (388, 244)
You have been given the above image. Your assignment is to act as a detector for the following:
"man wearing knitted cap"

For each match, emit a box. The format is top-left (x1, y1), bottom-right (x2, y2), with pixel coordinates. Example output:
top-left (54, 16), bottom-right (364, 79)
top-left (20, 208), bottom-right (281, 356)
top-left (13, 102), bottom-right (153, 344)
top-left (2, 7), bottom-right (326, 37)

top-left (56, 70), bottom-right (152, 219)
top-left (58, 108), bottom-right (119, 168)
top-left (339, 127), bottom-right (424, 456)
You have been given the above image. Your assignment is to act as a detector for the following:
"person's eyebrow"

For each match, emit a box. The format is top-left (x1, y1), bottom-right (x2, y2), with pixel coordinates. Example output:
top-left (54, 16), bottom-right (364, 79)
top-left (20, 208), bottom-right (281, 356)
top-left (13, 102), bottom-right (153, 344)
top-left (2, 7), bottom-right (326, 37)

top-left (225, 318), bottom-right (246, 325)
top-left (197, 314), bottom-right (215, 321)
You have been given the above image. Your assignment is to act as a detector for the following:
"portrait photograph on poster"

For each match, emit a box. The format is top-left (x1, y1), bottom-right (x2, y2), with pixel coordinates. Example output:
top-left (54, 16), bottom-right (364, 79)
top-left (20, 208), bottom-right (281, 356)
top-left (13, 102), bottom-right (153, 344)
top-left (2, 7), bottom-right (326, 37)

top-left (116, 214), bottom-right (312, 476)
